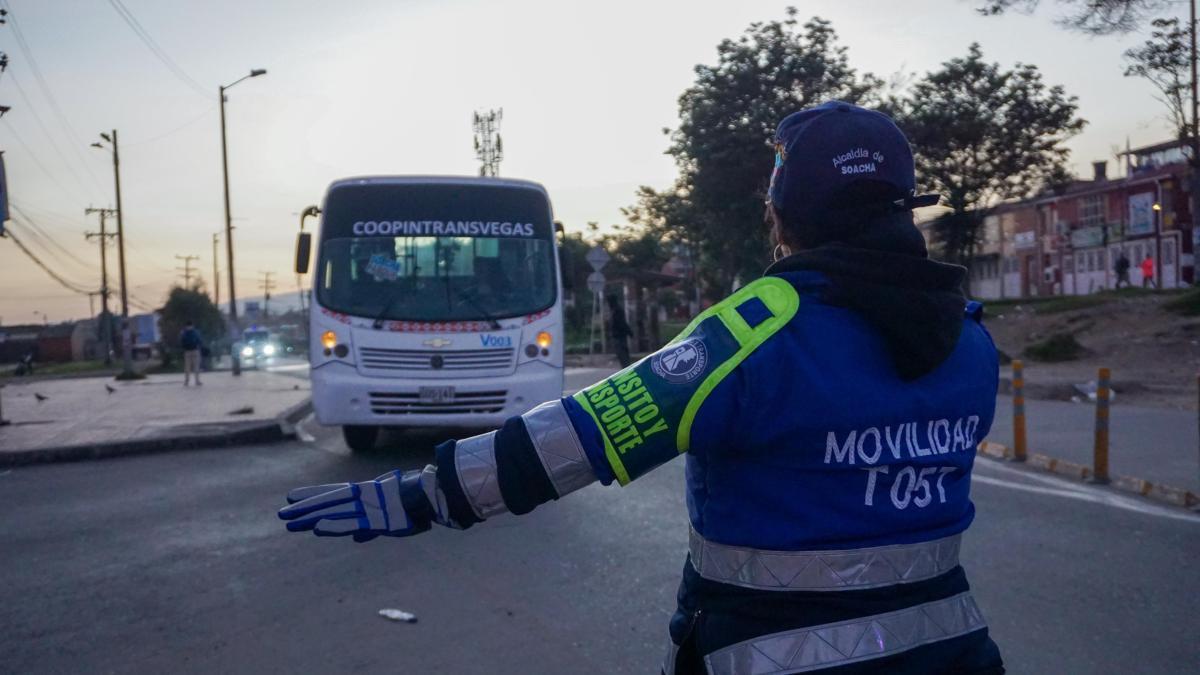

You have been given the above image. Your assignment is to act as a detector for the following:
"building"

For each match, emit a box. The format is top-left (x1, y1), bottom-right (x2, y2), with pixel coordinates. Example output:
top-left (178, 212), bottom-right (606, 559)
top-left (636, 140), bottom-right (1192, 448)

top-left (36, 323), bottom-right (76, 363)
top-left (0, 324), bottom-right (42, 363)
top-left (958, 138), bottom-right (1195, 300)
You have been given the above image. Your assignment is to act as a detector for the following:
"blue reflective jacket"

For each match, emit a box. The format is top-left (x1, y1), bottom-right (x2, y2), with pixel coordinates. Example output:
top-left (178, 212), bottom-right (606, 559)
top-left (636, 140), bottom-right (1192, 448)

top-left (556, 269), bottom-right (1001, 673)
top-left (432, 267), bottom-right (1002, 673)
top-left (566, 270), bottom-right (997, 553)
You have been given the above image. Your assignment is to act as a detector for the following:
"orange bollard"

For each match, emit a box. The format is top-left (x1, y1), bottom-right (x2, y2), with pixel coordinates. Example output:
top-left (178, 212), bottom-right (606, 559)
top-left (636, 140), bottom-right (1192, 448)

top-left (1012, 360), bottom-right (1027, 462)
top-left (1092, 367), bottom-right (1111, 484)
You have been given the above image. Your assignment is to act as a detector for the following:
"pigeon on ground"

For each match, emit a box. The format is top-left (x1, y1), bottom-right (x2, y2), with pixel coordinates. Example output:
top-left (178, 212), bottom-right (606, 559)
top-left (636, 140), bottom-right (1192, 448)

top-left (105, 384), bottom-right (116, 394)
top-left (34, 393), bottom-right (48, 402)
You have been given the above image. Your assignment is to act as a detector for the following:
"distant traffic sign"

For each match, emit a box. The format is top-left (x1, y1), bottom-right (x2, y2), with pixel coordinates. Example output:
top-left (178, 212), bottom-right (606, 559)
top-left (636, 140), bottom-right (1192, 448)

top-left (586, 271), bottom-right (606, 294)
top-left (586, 246), bottom-right (610, 271)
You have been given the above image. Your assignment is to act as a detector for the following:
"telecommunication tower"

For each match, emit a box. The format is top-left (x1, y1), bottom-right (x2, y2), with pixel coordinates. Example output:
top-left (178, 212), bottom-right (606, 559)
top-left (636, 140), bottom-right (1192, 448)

top-left (472, 108), bottom-right (503, 177)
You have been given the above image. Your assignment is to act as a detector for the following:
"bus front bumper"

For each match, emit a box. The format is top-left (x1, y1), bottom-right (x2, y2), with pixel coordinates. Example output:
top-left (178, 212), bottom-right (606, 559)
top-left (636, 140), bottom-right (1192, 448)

top-left (310, 361), bottom-right (565, 429)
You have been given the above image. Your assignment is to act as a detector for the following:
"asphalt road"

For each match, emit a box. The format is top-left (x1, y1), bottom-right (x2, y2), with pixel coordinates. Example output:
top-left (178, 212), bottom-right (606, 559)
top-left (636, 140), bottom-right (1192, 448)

top-left (990, 396), bottom-right (1200, 494)
top-left (2, 371), bottom-right (1198, 674)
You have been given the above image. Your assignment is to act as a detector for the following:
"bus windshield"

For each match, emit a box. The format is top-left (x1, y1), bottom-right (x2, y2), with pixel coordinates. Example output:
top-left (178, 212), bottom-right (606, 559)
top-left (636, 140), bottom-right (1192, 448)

top-left (317, 235), bottom-right (556, 322)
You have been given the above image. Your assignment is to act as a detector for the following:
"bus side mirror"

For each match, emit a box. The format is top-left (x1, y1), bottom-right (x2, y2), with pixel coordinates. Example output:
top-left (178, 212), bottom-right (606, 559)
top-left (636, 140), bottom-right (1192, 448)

top-left (295, 232), bottom-right (312, 274)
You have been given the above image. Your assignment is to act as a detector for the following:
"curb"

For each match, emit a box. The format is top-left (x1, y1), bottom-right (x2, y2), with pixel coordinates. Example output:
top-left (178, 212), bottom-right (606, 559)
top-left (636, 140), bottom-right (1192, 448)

top-left (0, 397), bottom-right (313, 468)
top-left (976, 440), bottom-right (1199, 508)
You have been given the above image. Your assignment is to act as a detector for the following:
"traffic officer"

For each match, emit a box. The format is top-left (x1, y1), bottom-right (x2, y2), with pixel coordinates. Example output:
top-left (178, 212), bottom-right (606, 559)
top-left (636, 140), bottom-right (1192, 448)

top-left (280, 101), bottom-right (1004, 674)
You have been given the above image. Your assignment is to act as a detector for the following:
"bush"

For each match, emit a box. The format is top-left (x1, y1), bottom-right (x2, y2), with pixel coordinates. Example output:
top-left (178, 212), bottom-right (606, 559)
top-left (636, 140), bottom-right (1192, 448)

top-left (1023, 332), bottom-right (1085, 362)
top-left (1164, 288), bottom-right (1200, 316)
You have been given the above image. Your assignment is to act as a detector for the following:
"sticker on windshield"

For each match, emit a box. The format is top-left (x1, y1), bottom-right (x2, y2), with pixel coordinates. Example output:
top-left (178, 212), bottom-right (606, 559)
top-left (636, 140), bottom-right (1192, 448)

top-left (366, 254), bottom-right (400, 281)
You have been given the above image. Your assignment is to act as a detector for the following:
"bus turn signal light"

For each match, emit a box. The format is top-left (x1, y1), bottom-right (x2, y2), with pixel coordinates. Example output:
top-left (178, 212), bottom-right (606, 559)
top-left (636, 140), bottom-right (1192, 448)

top-left (536, 331), bottom-right (552, 349)
top-left (321, 330), bottom-right (338, 350)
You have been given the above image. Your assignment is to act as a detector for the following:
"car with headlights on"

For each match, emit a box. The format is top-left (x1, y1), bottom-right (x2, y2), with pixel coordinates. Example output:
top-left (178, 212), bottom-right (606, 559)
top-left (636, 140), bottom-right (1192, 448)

top-left (235, 329), bottom-right (280, 368)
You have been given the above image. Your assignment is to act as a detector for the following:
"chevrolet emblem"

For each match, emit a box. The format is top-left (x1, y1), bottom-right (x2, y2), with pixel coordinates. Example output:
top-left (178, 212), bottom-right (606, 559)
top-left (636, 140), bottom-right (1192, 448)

top-left (423, 337), bottom-right (453, 349)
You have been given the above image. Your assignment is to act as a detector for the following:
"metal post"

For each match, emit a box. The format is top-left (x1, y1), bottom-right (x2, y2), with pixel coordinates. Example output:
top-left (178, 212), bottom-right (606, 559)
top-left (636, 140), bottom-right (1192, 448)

top-left (1012, 359), bottom-right (1027, 462)
top-left (0, 385), bottom-right (8, 426)
top-left (1092, 367), bottom-right (1112, 484)
top-left (219, 84), bottom-right (241, 375)
top-left (110, 129), bottom-right (134, 379)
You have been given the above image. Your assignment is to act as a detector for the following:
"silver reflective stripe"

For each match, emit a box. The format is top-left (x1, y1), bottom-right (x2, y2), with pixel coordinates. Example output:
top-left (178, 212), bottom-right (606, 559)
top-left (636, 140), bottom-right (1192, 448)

top-left (689, 529), bottom-right (961, 592)
top-left (454, 431), bottom-right (507, 519)
top-left (521, 400), bottom-right (596, 497)
top-left (419, 464), bottom-right (464, 529)
top-left (705, 592), bottom-right (987, 675)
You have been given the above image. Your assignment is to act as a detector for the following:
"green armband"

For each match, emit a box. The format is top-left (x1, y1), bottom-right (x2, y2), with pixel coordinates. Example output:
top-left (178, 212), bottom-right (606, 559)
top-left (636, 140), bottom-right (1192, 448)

top-left (572, 277), bottom-right (799, 485)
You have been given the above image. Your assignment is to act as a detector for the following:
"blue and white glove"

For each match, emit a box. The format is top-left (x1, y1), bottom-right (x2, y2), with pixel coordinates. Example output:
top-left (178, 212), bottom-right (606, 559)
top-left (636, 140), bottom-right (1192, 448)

top-left (278, 469), bottom-right (436, 542)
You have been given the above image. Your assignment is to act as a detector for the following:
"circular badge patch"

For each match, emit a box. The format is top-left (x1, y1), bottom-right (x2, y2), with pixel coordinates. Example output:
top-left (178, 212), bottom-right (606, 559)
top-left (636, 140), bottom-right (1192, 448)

top-left (651, 338), bottom-right (708, 384)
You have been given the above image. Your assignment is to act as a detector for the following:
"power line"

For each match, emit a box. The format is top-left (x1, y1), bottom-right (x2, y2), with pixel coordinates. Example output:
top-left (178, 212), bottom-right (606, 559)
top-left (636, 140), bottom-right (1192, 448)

top-left (0, 0), bottom-right (106, 196)
top-left (2, 222), bottom-right (97, 295)
top-left (9, 203), bottom-right (95, 270)
top-left (105, 0), bottom-right (212, 101)
top-left (123, 105), bottom-right (217, 147)
top-left (0, 100), bottom-right (90, 203)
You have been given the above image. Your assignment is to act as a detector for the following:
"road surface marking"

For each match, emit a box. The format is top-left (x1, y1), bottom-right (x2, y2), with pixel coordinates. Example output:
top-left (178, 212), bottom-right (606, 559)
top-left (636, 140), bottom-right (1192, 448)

top-left (972, 462), bottom-right (1200, 524)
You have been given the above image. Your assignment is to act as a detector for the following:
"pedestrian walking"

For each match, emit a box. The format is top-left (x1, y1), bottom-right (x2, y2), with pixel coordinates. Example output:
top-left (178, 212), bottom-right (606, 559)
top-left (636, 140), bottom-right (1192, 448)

top-left (180, 321), bottom-right (203, 386)
top-left (608, 294), bottom-right (633, 367)
top-left (1141, 254), bottom-right (1156, 288)
top-left (279, 101), bottom-right (1004, 674)
top-left (1115, 252), bottom-right (1131, 289)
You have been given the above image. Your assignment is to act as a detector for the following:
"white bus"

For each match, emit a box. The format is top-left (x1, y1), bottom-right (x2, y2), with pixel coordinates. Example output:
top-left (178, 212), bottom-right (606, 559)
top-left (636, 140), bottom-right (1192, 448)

top-left (296, 176), bottom-right (565, 452)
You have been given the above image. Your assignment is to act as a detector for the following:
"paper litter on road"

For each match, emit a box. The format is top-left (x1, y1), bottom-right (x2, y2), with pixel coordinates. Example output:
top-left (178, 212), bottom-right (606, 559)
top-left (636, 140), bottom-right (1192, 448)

top-left (378, 608), bottom-right (418, 623)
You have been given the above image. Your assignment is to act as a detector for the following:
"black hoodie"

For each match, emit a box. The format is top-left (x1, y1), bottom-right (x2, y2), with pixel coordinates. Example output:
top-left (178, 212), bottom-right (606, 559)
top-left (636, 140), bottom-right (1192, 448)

top-left (764, 212), bottom-right (968, 381)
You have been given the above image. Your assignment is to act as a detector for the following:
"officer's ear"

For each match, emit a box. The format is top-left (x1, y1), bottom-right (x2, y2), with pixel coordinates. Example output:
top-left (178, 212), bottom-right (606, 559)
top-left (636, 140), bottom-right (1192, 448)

top-left (765, 202), bottom-right (799, 254)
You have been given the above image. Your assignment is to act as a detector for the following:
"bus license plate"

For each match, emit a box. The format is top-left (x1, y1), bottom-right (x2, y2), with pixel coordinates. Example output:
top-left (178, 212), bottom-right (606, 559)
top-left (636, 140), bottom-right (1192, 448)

top-left (419, 386), bottom-right (455, 404)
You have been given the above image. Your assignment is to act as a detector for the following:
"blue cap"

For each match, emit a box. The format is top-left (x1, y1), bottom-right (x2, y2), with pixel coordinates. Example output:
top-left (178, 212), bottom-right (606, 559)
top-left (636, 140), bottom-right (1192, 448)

top-left (768, 101), bottom-right (937, 241)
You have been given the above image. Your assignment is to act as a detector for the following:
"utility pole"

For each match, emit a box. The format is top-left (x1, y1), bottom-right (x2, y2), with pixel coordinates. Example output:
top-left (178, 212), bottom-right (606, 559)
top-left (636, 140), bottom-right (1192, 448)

top-left (175, 254), bottom-right (200, 289)
top-left (84, 206), bottom-right (118, 365)
top-left (212, 233), bottom-right (220, 306)
top-left (91, 130), bottom-right (134, 379)
top-left (472, 108), bottom-right (504, 177)
top-left (258, 271), bottom-right (276, 318)
top-left (1190, 0), bottom-right (1199, 254)
top-left (220, 68), bottom-right (267, 376)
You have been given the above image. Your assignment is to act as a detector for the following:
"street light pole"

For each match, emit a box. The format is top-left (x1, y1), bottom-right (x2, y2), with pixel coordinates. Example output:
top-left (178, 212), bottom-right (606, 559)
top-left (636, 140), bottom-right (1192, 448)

top-left (108, 130), bottom-right (134, 379)
top-left (219, 68), bottom-right (266, 376)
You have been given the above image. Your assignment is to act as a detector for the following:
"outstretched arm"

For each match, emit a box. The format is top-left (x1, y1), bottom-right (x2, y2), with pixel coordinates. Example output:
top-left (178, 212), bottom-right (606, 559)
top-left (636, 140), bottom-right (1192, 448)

top-left (278, 277), bottom-right (799, 541)
top-left (277, 398), bottom-right (597, 540)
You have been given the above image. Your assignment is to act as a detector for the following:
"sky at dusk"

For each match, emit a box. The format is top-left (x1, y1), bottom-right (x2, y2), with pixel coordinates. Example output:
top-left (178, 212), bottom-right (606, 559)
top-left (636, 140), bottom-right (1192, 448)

top-left (0, 0), bottom-right (1178, 325)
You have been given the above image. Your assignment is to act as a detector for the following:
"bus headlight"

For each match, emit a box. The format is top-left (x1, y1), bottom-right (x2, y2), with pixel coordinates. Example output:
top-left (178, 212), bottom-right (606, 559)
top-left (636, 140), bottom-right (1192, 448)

top-left (536, 331), bottom-right (552, 349)
top-left (241, 346), bottom-right (254, 357)
top-left (263, 344), bottom-right (276, 356)
top-left (321, 330), bottom-right (338, 350)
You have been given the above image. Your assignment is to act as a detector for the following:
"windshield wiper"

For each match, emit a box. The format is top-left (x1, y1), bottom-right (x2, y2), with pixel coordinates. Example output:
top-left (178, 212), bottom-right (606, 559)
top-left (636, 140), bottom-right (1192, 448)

top-left (454, 288), bottom-right (501, 330)
top-left (373, 292), bottom-right (404, 329)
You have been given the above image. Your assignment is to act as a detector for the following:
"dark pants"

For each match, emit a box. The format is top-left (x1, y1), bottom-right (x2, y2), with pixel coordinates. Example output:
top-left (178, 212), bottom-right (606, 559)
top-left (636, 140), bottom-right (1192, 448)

top-left (613, 336), bottom-right (632, 367)
top-left (665, 559), bottom-right (1005, 675)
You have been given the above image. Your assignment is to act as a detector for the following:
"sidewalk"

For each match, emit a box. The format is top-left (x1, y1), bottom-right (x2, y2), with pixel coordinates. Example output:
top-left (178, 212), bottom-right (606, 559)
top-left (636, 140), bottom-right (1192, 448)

top-left (0, 367), bottom-right (311, 466)
top-left (988, 397), bottom-right (1200, 495)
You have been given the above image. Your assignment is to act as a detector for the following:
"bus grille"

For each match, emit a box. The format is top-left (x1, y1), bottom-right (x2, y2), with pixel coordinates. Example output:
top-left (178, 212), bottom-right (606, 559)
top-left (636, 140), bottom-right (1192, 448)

top-left (358, 346), bottom-right (515, 372)
top-left (368, 390), bottom-right (508, 415)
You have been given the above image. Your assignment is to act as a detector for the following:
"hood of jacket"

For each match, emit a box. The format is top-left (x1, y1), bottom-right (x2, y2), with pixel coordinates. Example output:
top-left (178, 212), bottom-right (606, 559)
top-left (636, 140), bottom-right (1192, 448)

top-left (765, 214), bottom-right (968, 380)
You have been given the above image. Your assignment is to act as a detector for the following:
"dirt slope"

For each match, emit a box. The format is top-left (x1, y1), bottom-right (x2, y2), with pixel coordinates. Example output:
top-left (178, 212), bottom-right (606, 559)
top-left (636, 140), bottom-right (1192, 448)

top-left (982, 290), bottom-right (1200, 410)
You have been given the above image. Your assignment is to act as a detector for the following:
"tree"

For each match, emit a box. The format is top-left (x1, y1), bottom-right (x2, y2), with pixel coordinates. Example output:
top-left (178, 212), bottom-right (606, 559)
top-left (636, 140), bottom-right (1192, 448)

top-left (980, 0), bottom-right (1200, 242)
top-left (977, 1), bottom-right (1170, 34)
top-left (633, 10), bottom-right (882, 294)
top-left (895, 44), bottom-right (1085, 264)
top-left (159, 286), bottom-right (224, 364)
top-left (1125, 18), bottom-right (1193, 144)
